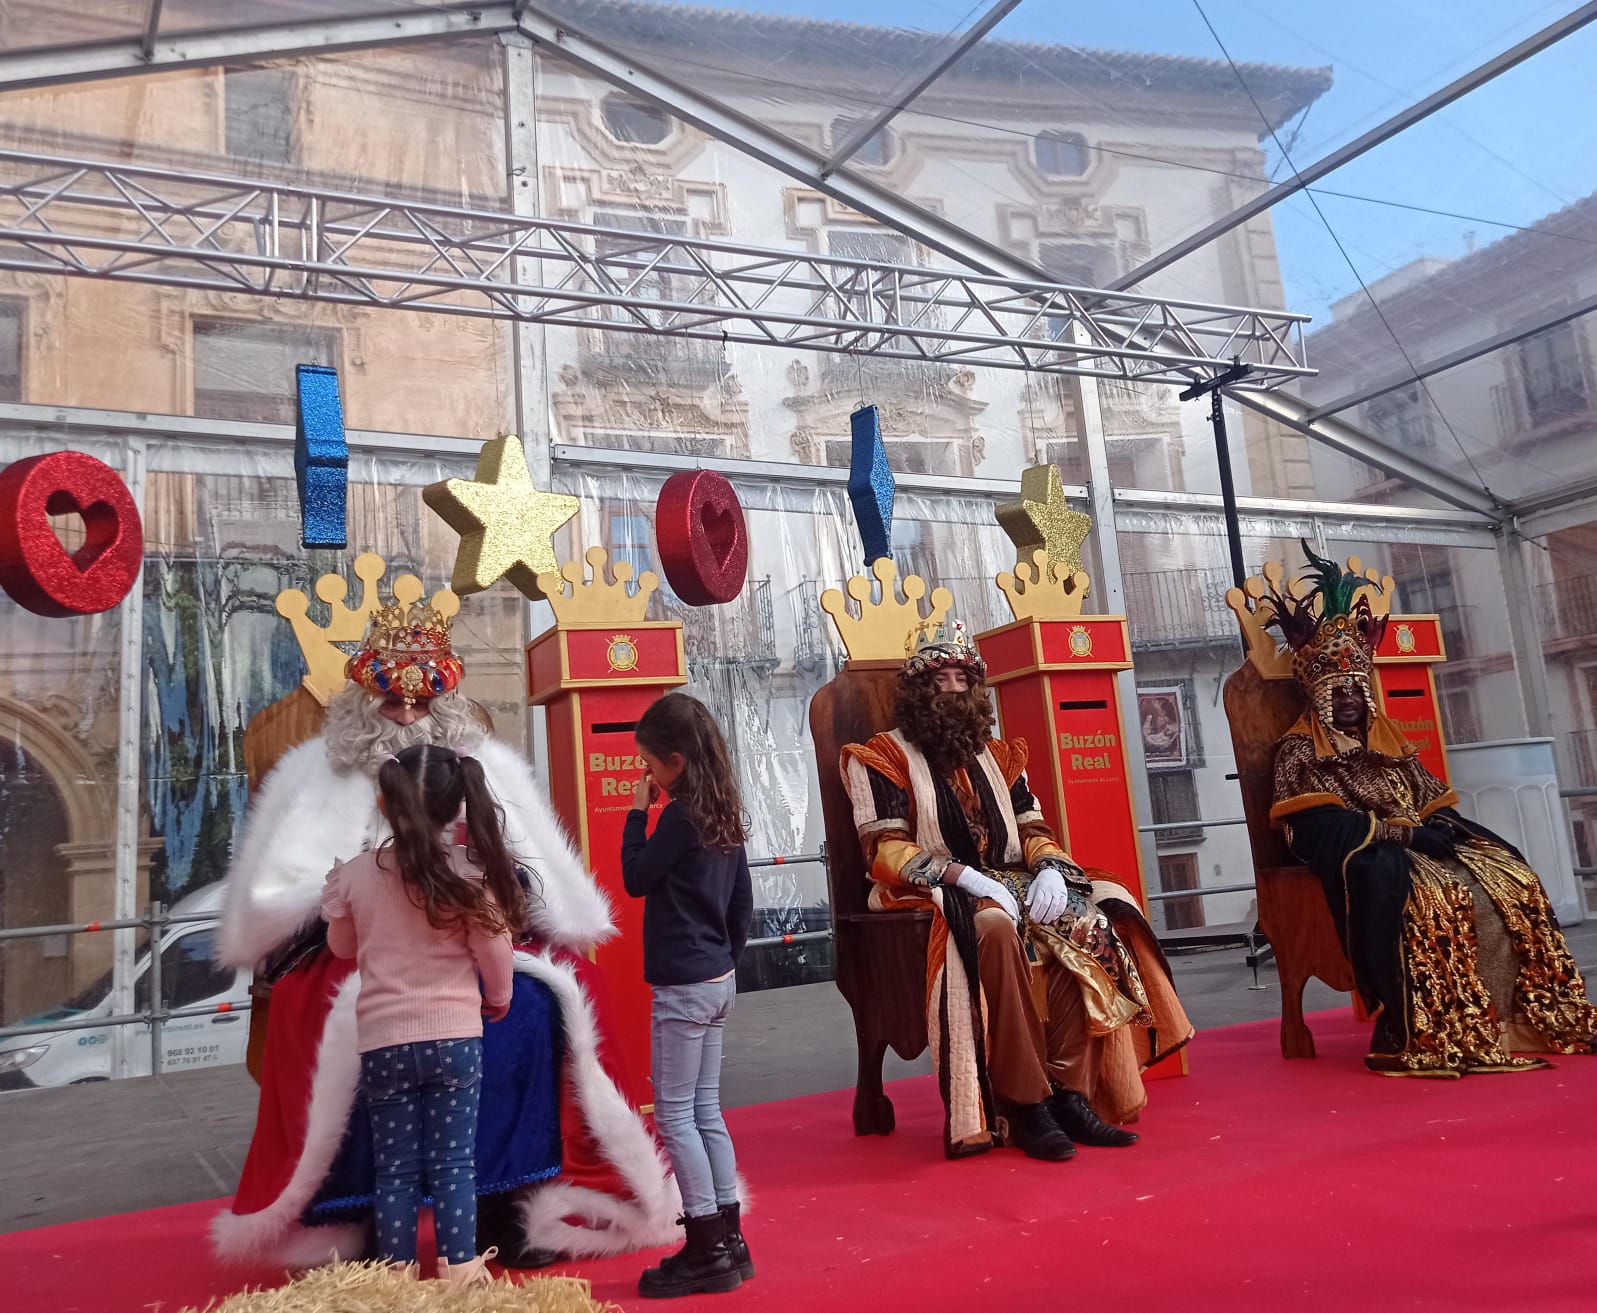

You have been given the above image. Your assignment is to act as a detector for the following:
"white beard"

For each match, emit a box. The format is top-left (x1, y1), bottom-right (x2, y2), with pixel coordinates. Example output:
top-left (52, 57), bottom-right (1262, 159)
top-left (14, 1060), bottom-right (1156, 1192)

top-left (321, 686), bottom-right (484, 778)
top-left (217, 704), bottom-right (612, 968)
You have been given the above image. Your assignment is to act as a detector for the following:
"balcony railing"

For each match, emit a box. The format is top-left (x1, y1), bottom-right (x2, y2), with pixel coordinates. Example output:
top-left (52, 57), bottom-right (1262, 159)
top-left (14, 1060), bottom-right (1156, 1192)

top-left (1124, 567), bottom-right (1236, 648)
top-left (668, 578), bottom-right (778, 671)
top-left (1538, 574), bottom-right (1597, 643)
top-left (1561, 729), bottom-right (1597, 791)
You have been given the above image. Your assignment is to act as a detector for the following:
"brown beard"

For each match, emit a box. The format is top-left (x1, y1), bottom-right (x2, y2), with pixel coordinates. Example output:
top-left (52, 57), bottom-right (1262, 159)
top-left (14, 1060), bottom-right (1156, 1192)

top-left (895, 678), bottom-right (995, 773)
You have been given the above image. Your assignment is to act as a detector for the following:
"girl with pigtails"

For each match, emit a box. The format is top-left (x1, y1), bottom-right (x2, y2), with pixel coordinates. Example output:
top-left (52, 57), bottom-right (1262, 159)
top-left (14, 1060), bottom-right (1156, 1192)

top-left (319, 741), bottom-right (525, 1286)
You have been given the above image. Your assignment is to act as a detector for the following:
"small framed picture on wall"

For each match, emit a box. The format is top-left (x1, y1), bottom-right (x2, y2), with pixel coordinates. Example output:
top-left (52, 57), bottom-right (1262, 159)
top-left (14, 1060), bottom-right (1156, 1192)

top-left (1138, 687), bottom-right (1186, 769)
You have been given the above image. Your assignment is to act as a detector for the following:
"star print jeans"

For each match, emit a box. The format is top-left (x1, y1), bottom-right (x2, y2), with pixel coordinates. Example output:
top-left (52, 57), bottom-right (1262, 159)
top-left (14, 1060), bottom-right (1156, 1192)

top-left (359, 1037), bottom-right (483, 1264)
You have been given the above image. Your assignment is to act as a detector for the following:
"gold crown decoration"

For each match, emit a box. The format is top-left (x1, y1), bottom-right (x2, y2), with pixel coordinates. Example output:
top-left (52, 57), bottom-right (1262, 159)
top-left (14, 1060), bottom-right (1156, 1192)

top-left (535, 547), bottom-right (660, 624)
top-left (275, 554), bottom-right (460, 705)
top-left (996, 548), bottom-right (1093, 622)
top-left (1225, 555), bottom-right (1397, 680)
top-left (820, 558), bottom-right (953, 662)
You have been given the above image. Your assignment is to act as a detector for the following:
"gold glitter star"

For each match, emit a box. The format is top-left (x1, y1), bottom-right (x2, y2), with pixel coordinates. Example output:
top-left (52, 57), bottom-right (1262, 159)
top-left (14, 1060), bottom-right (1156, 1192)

top-left (423, 434), bottom-right (579, 600)
top-left (996, 462), bottom-right (1093, 577)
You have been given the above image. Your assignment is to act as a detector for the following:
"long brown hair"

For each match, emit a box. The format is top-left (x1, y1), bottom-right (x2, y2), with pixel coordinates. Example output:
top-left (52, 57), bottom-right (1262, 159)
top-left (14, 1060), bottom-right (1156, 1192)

top-left (376, 743), bottom-right (525, 936)
top-left (635, 693), bottom-right (747, 850)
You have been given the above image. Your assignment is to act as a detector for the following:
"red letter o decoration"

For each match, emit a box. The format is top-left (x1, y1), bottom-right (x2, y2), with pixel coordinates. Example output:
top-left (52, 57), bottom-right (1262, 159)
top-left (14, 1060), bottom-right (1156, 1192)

top-left (655, 470), bottom-right (749, 606)
top-left (0, 451), bottom-right (144, 617)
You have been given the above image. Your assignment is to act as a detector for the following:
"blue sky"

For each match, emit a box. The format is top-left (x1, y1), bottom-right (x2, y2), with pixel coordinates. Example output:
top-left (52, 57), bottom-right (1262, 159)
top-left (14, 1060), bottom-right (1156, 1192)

top-left (696, 1), bottom-right (1594, 327)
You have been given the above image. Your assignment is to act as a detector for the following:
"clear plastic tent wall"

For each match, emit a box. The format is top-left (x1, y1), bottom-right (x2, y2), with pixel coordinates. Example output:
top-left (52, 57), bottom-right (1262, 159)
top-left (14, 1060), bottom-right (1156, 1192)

top-left (0, 1), bottom-right (1591, 1052)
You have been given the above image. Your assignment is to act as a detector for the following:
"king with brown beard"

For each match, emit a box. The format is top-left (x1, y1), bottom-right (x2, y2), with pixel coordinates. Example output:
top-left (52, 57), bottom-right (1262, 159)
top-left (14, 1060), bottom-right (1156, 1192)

top-left (843, 623), bottom-right (1192, 1160)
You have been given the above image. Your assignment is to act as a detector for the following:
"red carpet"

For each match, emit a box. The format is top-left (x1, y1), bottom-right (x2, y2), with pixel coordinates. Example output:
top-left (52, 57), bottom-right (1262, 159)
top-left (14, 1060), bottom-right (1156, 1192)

top-left (4, 1010), bottom-right (1595, 1313)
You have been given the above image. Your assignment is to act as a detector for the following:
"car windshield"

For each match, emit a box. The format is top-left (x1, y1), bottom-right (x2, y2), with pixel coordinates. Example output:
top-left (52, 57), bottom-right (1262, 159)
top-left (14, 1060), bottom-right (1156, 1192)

top-left (62, 967), bottom-right (114, 1013)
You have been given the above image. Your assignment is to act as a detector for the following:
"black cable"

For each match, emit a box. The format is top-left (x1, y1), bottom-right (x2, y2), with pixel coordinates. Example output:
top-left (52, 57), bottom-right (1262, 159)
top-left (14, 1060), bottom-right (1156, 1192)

top-left (1190, 0), bottom-right (1495, 500)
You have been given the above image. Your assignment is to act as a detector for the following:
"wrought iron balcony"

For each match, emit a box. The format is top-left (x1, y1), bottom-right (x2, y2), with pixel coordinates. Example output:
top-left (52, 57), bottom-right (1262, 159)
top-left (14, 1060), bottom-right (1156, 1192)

top-left (1124, 567), bottom-right (1237, 649)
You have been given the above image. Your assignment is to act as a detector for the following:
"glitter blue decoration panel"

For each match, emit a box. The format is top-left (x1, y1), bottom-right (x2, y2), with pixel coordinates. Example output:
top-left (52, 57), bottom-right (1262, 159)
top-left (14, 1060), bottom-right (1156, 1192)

top-left (847, 403), bottom-right (895, 564)
top-left (295, 363), bottom-right (349, 550)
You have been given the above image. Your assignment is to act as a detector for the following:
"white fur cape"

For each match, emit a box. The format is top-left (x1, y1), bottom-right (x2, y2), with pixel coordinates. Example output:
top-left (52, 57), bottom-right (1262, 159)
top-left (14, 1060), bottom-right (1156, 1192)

top-left (212, 737), bottom-right (680, 1265)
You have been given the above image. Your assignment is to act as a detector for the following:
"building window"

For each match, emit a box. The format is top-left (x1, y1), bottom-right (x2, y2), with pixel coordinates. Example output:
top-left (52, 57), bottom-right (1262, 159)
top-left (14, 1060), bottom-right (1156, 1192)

top-left (1439, 680), bottom-right (1482, 746)
top-left (1148, 769), bottom-right (1203, 846)
top-left (1034, 130), bottom-right (1089, 178)
top-left (829, 116), bottom-right (894, 168)
top-left (1039, 240), bottom-right (1117, 290)
top-left (192, 320), bottom-right (338, 424)
top-left (1515, 320), bottom-right (1588, 427)
top-left (1157, 853), bottom-right (1204, 931)
top-left (1363, 386), bottom-right (1435, 456)
top-left (0, 298), bottom-right (22, 402)
top-left (601, 96), bottom-right (674, 146)
top-left (224, 67), bottom-right (295, 164)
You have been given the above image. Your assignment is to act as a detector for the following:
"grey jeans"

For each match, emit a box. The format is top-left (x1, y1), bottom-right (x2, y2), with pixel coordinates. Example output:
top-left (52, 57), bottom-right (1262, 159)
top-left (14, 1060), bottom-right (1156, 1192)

top-left (651, 977), bottom-right (739, 1219)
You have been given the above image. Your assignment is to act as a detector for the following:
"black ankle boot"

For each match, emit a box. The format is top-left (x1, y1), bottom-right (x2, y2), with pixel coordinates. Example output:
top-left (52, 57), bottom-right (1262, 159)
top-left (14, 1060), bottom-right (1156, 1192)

top-left (718, 1201), bottom-right (754, 1279)
top-left (476, 1190), bottom-right (561, 1269)
top-left (1049, 1087), bottom-right (1140, 1148)
top-left (638, 1213), bottom-right (743, 1299)
top-left (1001, 1100), bottom-right (1077, 1161)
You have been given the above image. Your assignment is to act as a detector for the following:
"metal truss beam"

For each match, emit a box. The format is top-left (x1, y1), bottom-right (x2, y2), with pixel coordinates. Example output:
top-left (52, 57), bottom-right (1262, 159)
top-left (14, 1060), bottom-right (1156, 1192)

top-left (0, 4), bottom-right (519, 92)
top-left (1304, 290), bottom-right (1597, 421)
top-left (0, 150), bottom-right (1311, 387)
top-left (513, 4), bottom-right (1067, 295)
top-left (1228, 388), bottom-right (1500, 516)
top-left (821, 0), bottom-right (1024, 178)
top-left (1110, 1), bottom-right (1597, 292)
top-left (509, 4), bottom-right (1504, 514)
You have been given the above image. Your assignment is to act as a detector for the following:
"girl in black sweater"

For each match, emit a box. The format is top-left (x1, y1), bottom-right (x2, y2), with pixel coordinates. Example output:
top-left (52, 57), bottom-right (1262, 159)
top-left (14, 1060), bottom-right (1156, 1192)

top-left (622, 693), bottom-right (754, 1299)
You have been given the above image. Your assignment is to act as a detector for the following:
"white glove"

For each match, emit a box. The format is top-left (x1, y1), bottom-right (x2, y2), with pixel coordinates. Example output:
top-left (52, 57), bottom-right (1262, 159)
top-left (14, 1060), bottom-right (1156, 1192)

top-left (1026, 866), bottom-right (1070, 926)
top-left (949, 866), bottom-right (1019, 924)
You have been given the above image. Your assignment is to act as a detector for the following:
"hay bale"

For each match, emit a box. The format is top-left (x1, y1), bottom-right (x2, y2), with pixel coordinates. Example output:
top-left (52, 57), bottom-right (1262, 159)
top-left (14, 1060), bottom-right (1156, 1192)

top-left (180, 1261), bottom-right (619, 1313)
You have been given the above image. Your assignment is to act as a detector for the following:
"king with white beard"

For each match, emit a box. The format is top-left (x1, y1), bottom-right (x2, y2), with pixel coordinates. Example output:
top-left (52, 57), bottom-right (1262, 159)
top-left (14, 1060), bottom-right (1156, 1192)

top-left (212, 592), bottom-right (679, 1269)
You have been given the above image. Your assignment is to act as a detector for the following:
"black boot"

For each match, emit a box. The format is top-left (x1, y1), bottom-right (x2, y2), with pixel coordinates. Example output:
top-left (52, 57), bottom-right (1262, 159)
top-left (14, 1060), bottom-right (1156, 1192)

top-left (1000, 1100), bottom-right (1077, 1161)
top-left (718, 1201), bottom-right (754, 1280)
top-left (638, 1213), bottom-right (743, 1299)
top-left (476, 1189), bottom-right (561, 1269)
top-left (1049, 1087), bottom-right (1139, 1148)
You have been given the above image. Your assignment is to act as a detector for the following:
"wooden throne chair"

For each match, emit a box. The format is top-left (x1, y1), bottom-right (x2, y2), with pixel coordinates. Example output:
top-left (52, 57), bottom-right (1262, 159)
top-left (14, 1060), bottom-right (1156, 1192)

top-left (1222, 556), bottom-right (1454, 1058)
top-left (808, 560), bottom-right (952, 1135)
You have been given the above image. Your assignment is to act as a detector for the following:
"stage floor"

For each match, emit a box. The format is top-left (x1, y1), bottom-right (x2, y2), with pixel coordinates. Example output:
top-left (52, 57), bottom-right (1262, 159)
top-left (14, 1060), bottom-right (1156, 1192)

top-left (4, 1009), bottom-right (1595, 1313)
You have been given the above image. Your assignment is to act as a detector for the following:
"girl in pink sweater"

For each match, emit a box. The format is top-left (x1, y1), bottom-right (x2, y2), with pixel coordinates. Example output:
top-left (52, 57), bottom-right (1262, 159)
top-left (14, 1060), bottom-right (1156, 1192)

top-left (319, 742), bottom-right (524, 1285)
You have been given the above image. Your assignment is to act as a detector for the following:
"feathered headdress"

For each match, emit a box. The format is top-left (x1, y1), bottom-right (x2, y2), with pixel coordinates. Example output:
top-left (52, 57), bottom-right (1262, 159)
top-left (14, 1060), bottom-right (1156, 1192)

top-left (1264, 541), bottom-right (1409, 759)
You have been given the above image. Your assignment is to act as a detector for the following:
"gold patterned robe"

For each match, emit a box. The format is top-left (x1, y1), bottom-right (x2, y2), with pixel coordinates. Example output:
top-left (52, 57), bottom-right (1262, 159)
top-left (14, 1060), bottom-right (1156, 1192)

top-left (1271, 716), bottom-right (1597, 1075)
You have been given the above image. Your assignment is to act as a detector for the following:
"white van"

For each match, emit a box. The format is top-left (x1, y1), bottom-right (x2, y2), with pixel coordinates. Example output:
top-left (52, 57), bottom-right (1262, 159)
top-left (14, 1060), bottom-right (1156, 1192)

top-left (0, 882), bottom-right (251, 1090)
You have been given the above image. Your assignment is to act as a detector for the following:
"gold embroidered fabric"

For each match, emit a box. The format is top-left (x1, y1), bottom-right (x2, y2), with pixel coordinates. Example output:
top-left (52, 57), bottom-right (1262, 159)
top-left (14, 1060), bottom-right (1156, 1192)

top-left (1375, 858), bottom-right (1543, 1075)
top-left (1455, 842), bottom-right (1597, 1052)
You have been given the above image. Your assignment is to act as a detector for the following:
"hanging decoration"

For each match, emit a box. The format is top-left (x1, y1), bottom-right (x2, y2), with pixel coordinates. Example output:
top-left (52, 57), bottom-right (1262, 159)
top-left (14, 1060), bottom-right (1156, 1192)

top-left (847, 403), bottom-right (895, 564)
top-left (655, 469), bottom-right (749, 606)
top-left (996, 462), bottom-right (1092, 579)
top-left (423, 433), bottom-right (580, 599)
top-left (0, 450), bottom-right (144, 617)
top-left (294, 363), bottom-right (349, 550)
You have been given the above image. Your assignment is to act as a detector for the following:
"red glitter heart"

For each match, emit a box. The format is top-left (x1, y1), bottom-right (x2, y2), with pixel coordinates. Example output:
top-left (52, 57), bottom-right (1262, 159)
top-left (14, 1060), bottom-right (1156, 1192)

top-left (0, 451), bottom-right (144, 617)
top-left (656, 470), bottom-right (748, 606)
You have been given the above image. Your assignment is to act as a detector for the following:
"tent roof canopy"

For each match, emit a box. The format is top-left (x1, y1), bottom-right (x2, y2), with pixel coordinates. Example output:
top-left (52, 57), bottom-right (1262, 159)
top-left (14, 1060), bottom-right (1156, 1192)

top-left (1, 0), bottom-right (1594, 518)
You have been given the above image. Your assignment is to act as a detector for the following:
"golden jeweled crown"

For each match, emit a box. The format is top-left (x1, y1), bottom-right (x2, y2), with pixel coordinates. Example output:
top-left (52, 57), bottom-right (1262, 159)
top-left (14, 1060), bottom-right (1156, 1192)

top-left (275, 554), bottom-right (460, 705)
